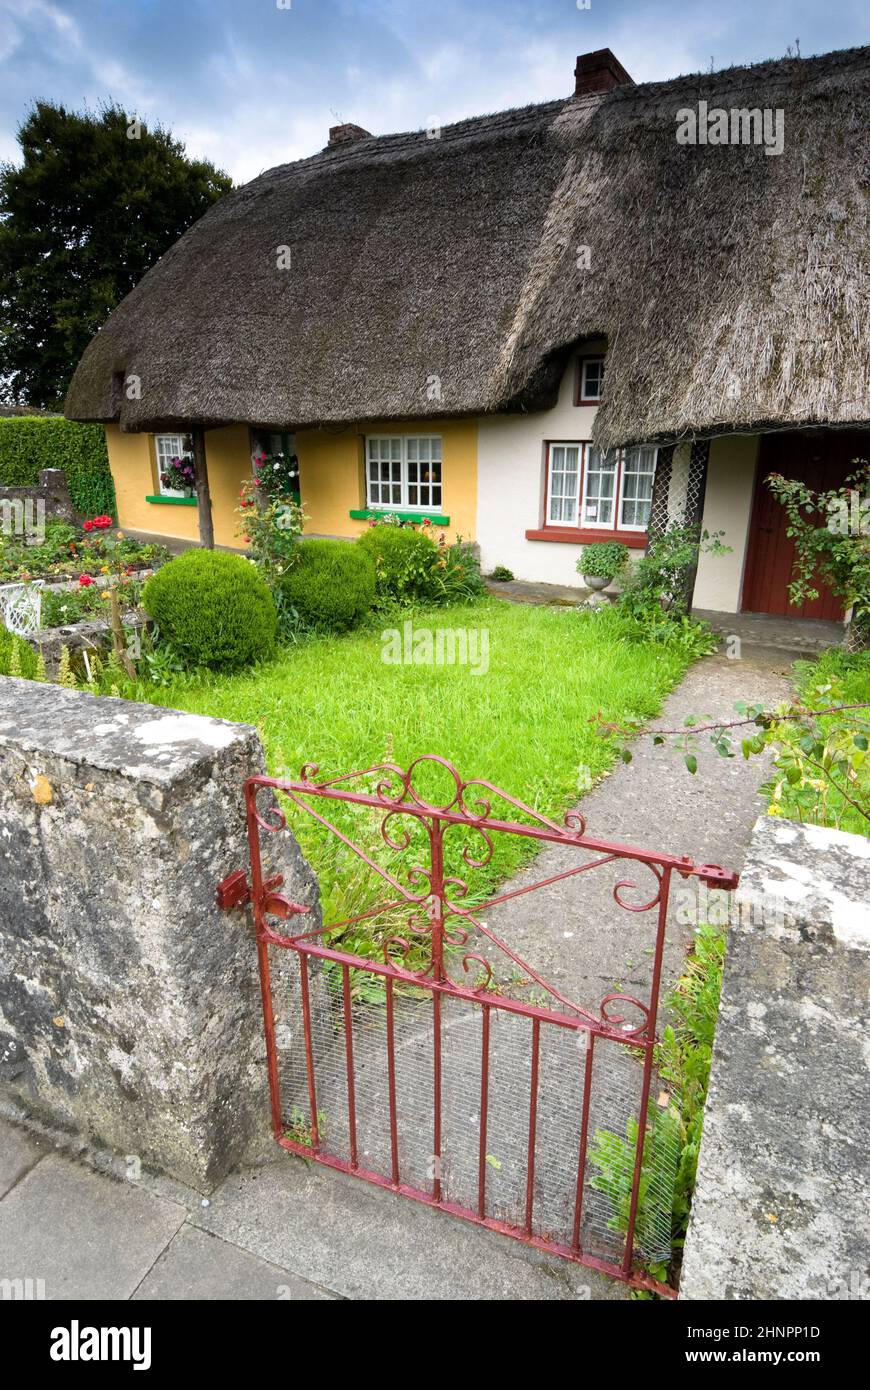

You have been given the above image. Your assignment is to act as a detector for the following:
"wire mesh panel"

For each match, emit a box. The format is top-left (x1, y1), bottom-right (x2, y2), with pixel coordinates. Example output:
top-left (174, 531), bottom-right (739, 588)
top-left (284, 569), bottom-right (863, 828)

top-left (222, 756), bottom-right (737, 1297)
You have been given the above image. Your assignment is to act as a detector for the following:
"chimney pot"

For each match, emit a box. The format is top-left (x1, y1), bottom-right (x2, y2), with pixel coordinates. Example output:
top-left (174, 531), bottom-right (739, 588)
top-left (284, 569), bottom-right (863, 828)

top-left (328, 122), bottom-right (372, 149)
top-left (574, 48), bottom-right (634, 96)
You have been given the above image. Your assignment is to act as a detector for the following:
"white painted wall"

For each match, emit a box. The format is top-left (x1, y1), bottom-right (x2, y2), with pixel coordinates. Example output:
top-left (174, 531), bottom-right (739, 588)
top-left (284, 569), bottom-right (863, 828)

top-left (476, 359), bottom-right (600, 586)
top-left (693, 435), bottom-right (759, 612)
top-left (477, 357), bottom-right (760, 604)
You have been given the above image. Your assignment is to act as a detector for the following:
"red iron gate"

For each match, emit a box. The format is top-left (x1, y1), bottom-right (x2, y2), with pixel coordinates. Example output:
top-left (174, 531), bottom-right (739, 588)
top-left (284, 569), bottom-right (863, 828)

top-left (218, 757), bottom-right (737, 1296)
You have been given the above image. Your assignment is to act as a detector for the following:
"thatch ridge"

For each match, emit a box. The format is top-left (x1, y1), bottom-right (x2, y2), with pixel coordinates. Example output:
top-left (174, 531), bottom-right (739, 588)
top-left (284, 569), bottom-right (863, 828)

top-left (65, 45), bottom-right (870, 447)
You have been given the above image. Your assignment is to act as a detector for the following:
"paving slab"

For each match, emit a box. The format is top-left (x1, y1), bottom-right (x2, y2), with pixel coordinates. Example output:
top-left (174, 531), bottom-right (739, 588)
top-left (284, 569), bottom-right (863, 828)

top-left (132, 1224), bottom-right (337, 1301)
top-left (192, 1153), bottom-right (627, 1300)
top-left (0, 1153), bottom-right (186, 1300)
top-left (0, 1115), bottom-right (45, 1198)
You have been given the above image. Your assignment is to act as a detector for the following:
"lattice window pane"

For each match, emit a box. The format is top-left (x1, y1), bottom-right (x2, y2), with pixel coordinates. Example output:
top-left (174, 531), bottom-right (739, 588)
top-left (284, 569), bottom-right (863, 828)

top-left (583, 447), bottom-right (617, 526)
top-left (621, 446), bottom-right (657, 529)
top-left (548, 445), bottom-right (580, 525)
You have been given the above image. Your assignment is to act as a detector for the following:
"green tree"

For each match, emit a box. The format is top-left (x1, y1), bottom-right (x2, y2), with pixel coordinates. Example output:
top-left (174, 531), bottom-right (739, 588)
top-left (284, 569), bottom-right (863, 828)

top-left (0, 102), bottom-right (231, 407)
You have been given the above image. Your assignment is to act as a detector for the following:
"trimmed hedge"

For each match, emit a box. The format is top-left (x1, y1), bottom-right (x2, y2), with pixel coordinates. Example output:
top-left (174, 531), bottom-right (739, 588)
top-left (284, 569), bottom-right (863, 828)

top-left (356, 524), bottom-right (439, 602)
top-left (281, 539), bottom-right (376, 632)
top-left (0, 417), bottom-right (116, 518)
top-left (143, 550), bottom-right (278, 671)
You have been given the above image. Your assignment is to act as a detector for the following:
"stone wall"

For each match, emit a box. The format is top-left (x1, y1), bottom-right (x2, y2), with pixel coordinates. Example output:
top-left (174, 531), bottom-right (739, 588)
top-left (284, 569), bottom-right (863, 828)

top-left (0, 679), bottom-right (320, 1188)
top-left (680, 816), bottom-right (870, 1300)
top-left (0, 468), bottom-right (77, 528)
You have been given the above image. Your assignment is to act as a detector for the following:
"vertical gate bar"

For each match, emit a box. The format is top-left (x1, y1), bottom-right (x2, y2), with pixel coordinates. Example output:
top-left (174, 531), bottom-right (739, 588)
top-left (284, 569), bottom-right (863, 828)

top-left (622, 864), bottom-right (672, 1275)
top-left (298, 954), bottom-right (320, 1152)
top-left (433, 990), bottom-right (443, 1202)
top-left (571, 1030), bottom-right (596, 1252)
top-left (341, 964), bottom-right (358, 1169)
top-left (386, 975), bottom-right (400, 1186)
top-left (245, 782), bottom-right (283, 1140)
top-left (256, 937), bottom-right (283, 1141)
top-left (429, 816), bottom-right (445, 1203)
top-left (524, 1016), bottom-right (541, 1236)
top-left (477, 1004), bottom-right (491, 1218)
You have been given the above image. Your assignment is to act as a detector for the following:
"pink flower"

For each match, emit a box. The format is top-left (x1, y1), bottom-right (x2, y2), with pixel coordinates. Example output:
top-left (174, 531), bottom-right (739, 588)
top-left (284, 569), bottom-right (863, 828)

top-left (79, 575), bottom-right (94, 587)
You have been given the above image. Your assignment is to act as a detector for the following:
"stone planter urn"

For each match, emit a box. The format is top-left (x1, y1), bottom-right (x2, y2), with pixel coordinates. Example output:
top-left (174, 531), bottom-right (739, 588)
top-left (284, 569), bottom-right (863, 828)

top-left (583, 574), bottom-right (611, 592)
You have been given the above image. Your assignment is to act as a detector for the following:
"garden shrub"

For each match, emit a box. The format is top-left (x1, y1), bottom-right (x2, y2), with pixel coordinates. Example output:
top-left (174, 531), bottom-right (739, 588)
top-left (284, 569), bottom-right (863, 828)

top-left (0, 417), bottom-right (117, 518)
top-left (0, 624), bottom-right (38, 678)
top-left (578, 540), bottom-right (629, 583)
top-left (357, 524), bottom-right (440, 603)
top-left (142, 550), bottom-right (277, 670)
top-left (280, 539), bottom-right (375, 632)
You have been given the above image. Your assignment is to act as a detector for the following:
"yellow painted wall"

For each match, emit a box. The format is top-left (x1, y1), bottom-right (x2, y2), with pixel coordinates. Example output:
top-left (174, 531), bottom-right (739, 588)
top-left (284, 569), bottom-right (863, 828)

top-left (106, 424), bottom-right (251, 549)
top-left (106, 418), bottom-right (478, 547)
top-left (296, 419), bottom-right (478, 543)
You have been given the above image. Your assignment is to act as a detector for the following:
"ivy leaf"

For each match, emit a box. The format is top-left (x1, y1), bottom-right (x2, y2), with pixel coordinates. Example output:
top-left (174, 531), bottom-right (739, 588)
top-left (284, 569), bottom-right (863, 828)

top-left (854, 735), bottom-right (868, 751)
top-left (685, 754), bottom-right (698, 775)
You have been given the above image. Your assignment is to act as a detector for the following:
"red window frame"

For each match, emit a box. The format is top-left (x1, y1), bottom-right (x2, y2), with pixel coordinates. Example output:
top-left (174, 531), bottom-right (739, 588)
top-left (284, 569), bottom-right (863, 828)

top-left (574, 356), bottom-right (605, 406)
top-left (526, 442), bottom-right (653, 546)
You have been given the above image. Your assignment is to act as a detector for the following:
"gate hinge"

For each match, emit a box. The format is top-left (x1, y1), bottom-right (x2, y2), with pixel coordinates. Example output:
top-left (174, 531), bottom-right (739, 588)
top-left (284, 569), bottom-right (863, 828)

top-left (216, 869), bottom-right (310, 921)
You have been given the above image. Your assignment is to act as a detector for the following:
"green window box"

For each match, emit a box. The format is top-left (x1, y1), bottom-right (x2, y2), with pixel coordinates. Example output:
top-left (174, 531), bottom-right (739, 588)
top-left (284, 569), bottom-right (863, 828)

top-left (145, 495), bottom-right (198, 506)
top-left (349, 508), bottom-right (450, 526)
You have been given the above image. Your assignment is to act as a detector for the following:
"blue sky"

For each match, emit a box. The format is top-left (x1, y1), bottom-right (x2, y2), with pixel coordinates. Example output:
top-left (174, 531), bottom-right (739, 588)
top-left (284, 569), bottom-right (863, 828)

top-left (0, 0), bottom-right (866, 183)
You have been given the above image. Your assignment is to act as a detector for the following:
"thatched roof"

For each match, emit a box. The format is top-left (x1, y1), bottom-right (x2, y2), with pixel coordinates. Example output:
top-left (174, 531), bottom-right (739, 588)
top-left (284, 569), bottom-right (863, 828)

top-left (65, 45), bottom-right (870, 450)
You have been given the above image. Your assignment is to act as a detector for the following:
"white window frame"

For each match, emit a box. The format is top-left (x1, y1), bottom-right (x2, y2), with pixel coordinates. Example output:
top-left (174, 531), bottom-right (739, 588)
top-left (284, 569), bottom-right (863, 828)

top-left (154, 433), bottom-right (193, 498)
top-left (578, 356), bottom-right (605, 403)
top-left (579, 445), bottom-right (618, 530)
top-left (545, 443), bottom-right (581, 525)
top-left (618, 445), bottom-right (657, 532)
top-left (544, 442), bottom-right (657, 534)
top-left (365, 435), bottom-right (443, 513)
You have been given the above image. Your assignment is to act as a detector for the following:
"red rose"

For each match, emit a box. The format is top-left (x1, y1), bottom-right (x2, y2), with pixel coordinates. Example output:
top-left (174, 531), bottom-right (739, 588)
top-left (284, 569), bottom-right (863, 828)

top-left (83, 521), bottom-right (94, 532)
top-left (79, 575), bottom-right (94, 587)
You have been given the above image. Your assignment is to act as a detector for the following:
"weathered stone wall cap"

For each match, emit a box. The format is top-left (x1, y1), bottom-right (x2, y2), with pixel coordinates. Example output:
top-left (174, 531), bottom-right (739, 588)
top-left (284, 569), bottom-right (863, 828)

top-left (736, 815), bottom-right (870, 952)
top-left (0, 677), bottom-right (258, 786)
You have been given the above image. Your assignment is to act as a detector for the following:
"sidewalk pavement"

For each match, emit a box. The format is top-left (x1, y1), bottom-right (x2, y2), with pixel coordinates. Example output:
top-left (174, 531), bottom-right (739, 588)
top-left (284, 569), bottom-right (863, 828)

top-left (0, 1114), bottom-right (624, 1300)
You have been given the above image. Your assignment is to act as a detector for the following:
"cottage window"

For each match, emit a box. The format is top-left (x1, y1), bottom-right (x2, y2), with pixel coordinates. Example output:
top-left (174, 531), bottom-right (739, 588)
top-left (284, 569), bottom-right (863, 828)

top-left (366, 436), bottom-right (442, 512)
top-left (546, 445), bottom-right (580, 524)
top-left (581, 446), bottom-right (617, 527)
top-left (576, 357), bottom-right (605, 403)
top-left (154, 434), bottom-right (193, 497)
top-left (619, 445), bottom-right (656, 530)
top-left (543, 442), bottom-right (656, 537)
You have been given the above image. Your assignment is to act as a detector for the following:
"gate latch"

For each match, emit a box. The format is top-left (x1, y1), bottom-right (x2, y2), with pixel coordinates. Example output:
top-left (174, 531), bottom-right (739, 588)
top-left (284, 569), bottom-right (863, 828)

top-left (217, 870), bottom-right (310, 921)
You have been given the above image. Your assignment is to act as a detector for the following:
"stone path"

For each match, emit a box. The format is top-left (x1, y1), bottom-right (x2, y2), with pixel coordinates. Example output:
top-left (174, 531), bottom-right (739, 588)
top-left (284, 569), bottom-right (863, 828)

top-left (0, 642), bottom-right (798, 1301)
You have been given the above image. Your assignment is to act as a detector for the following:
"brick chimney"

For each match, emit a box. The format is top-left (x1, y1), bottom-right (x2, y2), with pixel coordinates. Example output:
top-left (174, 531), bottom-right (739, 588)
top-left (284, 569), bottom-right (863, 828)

top-left (574, 48), bottom-right (634, 96)
top-left (327, 122), bottom-right (372, 149)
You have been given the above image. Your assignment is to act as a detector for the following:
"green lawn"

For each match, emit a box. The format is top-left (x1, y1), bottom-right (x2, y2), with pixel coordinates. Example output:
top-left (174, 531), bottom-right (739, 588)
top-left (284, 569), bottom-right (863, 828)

top-left (152, 599), bottom-right (693, 934)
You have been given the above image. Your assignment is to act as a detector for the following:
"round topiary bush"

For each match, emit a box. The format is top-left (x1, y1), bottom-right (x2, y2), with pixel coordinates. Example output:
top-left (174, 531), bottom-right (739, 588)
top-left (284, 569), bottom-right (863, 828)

top-left (356, 524), bottom-right (439, 602)
top-left (280, 539), bottom-right (375, 632)
top-left (142, 550), bottom-right (277, 671)
top-left (0, 625), bottom-right (38, 678)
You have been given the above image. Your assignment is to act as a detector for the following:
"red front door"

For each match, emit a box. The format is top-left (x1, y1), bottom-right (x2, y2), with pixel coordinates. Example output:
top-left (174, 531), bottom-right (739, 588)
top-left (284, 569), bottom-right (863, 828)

top-left (741, 432), bottom-right (867, 620)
